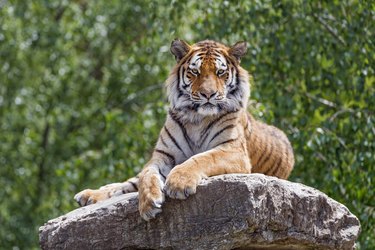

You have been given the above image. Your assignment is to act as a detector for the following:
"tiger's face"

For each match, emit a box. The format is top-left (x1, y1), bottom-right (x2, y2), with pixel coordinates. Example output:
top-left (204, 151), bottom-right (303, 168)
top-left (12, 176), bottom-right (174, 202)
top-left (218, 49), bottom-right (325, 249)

top-left (167, 39), bottom-right (250, 122)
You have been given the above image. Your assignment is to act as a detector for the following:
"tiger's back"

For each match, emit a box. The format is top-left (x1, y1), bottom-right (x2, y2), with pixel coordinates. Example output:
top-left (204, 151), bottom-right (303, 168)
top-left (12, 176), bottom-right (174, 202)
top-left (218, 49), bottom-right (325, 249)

top-left (246, 113), bottom-right (294, 179)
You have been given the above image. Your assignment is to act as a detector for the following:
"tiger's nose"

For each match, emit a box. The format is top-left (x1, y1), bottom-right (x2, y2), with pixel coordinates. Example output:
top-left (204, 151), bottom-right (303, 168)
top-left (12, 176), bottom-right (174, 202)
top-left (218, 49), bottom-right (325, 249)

top-left (199, 90), bottom-right (218, 100)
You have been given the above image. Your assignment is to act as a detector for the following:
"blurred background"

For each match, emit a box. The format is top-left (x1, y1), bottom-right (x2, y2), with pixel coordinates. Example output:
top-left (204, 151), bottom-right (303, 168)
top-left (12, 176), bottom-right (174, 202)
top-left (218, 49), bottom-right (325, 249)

top-left (0, 0), bottom-right (374, 249)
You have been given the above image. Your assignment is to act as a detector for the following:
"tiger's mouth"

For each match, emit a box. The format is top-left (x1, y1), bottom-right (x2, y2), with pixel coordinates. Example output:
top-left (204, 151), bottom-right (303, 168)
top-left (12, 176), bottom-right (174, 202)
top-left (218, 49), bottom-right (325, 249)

top-left (186, 93), bottom-right (234, 116)
top-left (201, 103), bottom-right (216, 108)
top-left (196, 101), bottom-right (220, 116)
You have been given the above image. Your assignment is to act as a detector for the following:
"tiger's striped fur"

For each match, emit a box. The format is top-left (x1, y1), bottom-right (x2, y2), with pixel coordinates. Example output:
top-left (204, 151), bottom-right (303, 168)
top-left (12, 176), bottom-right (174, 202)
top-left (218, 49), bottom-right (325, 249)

top-left (74, 39), bottom-right (294, 221)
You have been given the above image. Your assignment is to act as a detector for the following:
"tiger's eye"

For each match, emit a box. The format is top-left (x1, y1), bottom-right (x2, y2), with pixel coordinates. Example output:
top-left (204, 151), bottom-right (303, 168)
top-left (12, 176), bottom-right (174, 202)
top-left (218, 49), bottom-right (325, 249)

top-left (217, 69), bottom-right (225, 75)
top-left (191, 69), bottom-right (199, 75)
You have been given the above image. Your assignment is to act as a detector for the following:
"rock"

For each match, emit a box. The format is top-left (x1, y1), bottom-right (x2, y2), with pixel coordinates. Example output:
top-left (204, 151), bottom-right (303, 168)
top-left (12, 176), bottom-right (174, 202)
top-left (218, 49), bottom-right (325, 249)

top-left (39, 174), bottom-right (360, 250)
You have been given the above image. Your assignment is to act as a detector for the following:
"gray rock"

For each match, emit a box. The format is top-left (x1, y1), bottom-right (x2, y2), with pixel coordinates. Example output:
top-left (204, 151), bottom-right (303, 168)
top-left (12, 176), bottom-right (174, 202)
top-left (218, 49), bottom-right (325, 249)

top-left (39, 174), bottom-right (360, 250)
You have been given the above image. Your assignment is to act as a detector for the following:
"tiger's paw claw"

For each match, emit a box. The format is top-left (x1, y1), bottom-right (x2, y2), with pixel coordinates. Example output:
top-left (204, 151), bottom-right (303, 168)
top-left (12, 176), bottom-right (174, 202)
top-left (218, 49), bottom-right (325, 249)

top-left (139, 194), bottom-right (165, 221)
top-left (138, 174), bottom-right (165, 221)
top-left (74, 189), bottom-right (109, 207)
top-left (165, 168), bottom-right (200, 200)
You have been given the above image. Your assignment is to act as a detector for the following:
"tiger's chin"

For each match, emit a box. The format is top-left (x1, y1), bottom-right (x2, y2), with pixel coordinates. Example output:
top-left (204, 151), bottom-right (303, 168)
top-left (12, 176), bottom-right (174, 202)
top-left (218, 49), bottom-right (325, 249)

top-left (197, 103), bottom-right (220, 116)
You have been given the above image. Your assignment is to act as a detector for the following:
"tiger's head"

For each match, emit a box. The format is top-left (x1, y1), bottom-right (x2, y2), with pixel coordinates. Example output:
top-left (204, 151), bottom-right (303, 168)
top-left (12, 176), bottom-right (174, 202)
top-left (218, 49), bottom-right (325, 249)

top-left (167, 39), bottom-right (250, 122)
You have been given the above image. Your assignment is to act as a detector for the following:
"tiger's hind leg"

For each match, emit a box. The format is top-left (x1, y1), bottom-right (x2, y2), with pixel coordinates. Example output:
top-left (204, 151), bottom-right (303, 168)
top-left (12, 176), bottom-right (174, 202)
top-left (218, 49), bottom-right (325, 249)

top-left (74, 176), bottom-right (139, 206)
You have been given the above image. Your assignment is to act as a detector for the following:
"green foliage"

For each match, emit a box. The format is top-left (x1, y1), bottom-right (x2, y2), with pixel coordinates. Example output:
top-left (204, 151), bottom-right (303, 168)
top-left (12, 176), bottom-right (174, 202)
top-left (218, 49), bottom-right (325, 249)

top-left (0, 1), bottom-right (373, 249)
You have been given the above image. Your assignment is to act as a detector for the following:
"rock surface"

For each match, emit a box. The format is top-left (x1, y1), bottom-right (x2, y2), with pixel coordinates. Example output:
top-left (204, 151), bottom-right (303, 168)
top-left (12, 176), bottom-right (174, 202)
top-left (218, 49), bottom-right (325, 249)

top-left (39, 174), bottom-right (360, 250)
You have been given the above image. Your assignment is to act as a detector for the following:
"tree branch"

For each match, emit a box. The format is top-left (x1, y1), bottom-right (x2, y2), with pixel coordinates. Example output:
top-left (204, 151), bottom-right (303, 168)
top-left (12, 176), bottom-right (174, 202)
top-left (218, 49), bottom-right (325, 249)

top-left (305, 92), bottom-right (337, 108)
top-left (311, 12), bottom-right (347, 46)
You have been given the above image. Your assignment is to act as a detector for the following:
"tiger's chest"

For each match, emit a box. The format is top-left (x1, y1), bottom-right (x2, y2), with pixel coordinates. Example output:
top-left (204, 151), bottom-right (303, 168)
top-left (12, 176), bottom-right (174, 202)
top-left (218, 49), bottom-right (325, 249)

top-left (166, 112), bottom-right (243, 165)
top-left (185, 122), bottom-right (212, 153)
top-left (175, 121), bottom-right (228, 161)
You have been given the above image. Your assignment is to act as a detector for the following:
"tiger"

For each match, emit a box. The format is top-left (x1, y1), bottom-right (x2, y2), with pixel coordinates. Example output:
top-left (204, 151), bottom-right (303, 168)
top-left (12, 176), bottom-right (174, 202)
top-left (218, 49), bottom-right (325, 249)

top-left (74, 39), bottom-right (295, 221)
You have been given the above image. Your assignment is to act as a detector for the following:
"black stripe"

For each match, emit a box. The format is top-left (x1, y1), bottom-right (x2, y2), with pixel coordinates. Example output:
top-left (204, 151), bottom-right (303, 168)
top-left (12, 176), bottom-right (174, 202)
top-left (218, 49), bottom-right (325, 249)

top-left (218, 117), bottom-right (237, 126)
top-left (255, 142), bottom-right (269, 168)
top-left (163, 127), bottom-right (187, 157)
top-left (225, 54), bottom-right (237, 66)
top-left (201, 113), bottom-right (227, 138)
top-left (168, 110), bottom-right (194, 151)
top-left (215, 56), bottom-right (224, 64)
top-left (193, 103), bottom-right (199, 111)
top-left (213, 138), bottom-right (237, 148)
top-left (200, 110), bottom-right (238, 145)
top-left (225, 74), bottom-right (229, 82)
top-left (193, 56), bottom-right (202, 64)
top-left (160, 135), bottom-right (168, 148)
top-left (217, 103), bottom-right (223, 112)
top-left (176, 66), bottom-right (184, 98)
top-left (229, 82), bottom-right (239, 95)
top-left (200, 110), bottom-right (239, 144)
top-left (257, 142), bottom-right (274, 169)
top-left (195, 52), bottom-right (205, 57)
top-left (228, 64), bottom-right (241, 96)
top-left (212, 51), bottom-right (221, 57)
top-left (128, 181), bottom-right (138, 191)
top-left (209, 124), bottom-right (236, 144)
top-left (235, 65), bottom-right (240, 88)
top-left (181, 67), bottom-right (190, 89)
top-left (155, 148), bottom-right (176, 166)
top-left (269, 157), bottom-right (282, 176)
top-left (228, 67), bottom-right (235, 88)
top-left (158, 167), bottom-right (167, 180)
top-left (178, 51), bottom-right (194, 66)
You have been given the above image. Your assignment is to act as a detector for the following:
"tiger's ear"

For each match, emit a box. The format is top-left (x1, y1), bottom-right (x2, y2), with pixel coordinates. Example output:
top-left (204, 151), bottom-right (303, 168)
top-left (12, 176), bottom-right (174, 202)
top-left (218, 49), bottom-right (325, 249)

top-left (170, 39), bottom-right (191, 62)
top-left (229, 41), bottom-right (247, 62)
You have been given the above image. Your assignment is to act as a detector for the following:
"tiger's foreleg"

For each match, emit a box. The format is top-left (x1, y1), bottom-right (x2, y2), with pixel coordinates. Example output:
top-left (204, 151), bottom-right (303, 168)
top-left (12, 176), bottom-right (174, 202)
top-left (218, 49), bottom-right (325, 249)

top-left (164, 139), bottom-right (251, 200)
top-left (137, 154), bottom-right (175, 220)
top-left (74, 176), bottom-right (139, 206)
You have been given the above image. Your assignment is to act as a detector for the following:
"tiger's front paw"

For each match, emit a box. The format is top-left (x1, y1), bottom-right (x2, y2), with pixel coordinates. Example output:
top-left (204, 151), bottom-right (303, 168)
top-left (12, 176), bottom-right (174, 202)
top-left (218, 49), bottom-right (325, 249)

top-left (138, 174), bottom-right (165, 221)
top-left (165, 166), bottom-right (202, 200)
top-left (74, 189), bottom-right (110, 207)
